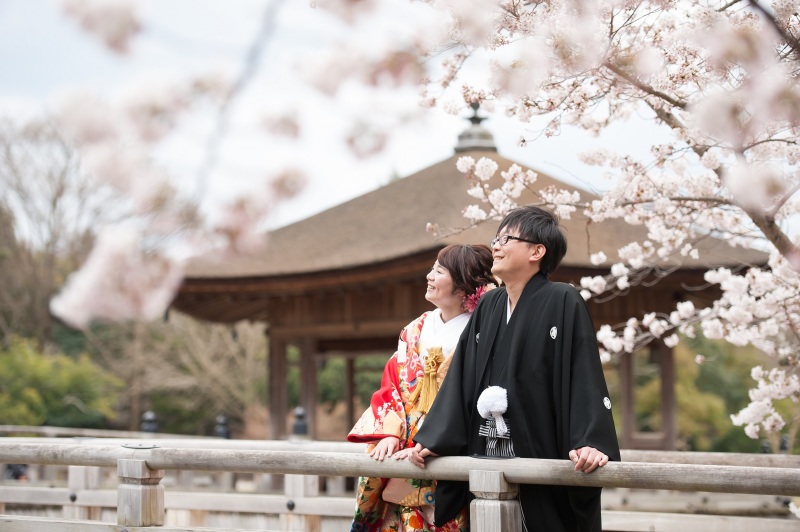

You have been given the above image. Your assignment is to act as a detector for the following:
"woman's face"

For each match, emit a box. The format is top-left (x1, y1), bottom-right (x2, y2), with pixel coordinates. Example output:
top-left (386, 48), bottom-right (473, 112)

top-left (425, 261), bottom-right (464, 311)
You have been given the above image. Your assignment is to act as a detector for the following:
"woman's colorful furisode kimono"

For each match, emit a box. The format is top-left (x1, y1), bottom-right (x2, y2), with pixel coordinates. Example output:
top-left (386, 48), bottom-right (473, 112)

top-left (347, 310), bottom-right (469, 532)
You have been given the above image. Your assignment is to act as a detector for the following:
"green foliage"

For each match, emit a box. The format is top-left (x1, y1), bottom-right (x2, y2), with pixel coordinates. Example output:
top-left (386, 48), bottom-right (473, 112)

top-left (51, 322), bottom-right (93, 358)
top-left (317, 358), bottom-right (345, 408)
top-left (688, 335), bottom-right (769, 453)
top-left (355, 355), bottom-right (388, 407)
top-left (287, 345), bottom-right (300, 408)
top-left (688, 336), bottom-right (766, 414)
top-left (0, 337), bottom-right (122, 427)
top-left (312, 355), bottom-right (387, 410)
top-left (633, 336), bottom-right (767, 452)
top-left (149, 390), bottom-right (219, 435)
top-left (636, 344), bottom-right (728, 450)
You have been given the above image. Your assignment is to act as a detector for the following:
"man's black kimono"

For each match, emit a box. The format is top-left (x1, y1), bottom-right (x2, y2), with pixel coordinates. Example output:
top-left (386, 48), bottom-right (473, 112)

top-left (414, 272), bottom-right (621, 531)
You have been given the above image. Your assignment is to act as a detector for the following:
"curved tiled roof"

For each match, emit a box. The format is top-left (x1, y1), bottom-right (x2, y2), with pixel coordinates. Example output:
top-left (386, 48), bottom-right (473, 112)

top-left (185, 150), bottom-right (766, 279)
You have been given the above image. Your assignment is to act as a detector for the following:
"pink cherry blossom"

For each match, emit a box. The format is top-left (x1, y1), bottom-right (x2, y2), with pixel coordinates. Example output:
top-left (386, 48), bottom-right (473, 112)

top-left (50, 227), bottom-right (183, 328)
top-left (62, 0), bottom-right (141, 53)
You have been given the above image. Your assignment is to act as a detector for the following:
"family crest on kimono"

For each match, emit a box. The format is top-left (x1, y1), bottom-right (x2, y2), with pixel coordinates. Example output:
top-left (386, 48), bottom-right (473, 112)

top-left (411, 206), bottom-right (622, 532)
top-left (347, 244), bottom-right (496, 532)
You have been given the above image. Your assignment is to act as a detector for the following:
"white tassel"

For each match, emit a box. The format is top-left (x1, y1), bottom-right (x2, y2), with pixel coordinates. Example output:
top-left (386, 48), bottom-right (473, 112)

top-left (477, 386), bottom-right (509, 436)
top-left (493, 413), bottom-right (508, 436)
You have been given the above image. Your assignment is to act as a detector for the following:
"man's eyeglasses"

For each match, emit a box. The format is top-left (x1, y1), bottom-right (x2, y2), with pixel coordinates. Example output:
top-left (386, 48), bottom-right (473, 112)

top-left (491, 235), bottom-right (538, 247)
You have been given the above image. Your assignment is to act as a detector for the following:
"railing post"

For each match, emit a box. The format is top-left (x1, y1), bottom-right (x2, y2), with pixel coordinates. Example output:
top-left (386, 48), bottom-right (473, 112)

top-left (283, 410), bottom-right (320, 532)
top-left (469, 470), bottom-right (522, 532)
top-left (325, 475), bottom-right (346, 496)
top-left (65, 465), bottom-right (101, 520)
top-left (282, 473), bottom-right (320, 531)
top-left (117, 458), bottom-right (165, 527)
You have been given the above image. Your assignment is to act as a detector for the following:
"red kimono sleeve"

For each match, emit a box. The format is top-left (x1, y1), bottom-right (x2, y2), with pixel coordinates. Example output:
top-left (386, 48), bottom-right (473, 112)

top-left (347, 334), bottom-right (408, 443)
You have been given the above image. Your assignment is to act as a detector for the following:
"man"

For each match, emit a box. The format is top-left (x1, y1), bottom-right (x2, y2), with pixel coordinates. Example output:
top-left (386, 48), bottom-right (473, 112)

top-left (411, 206), bottom-right (621, 531)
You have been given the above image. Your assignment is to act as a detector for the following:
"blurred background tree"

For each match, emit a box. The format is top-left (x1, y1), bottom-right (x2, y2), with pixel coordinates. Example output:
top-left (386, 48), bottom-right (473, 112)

top-left (0, 117), bottom-right (272, 434)
top-left (0, 337), bottom-right (122, 427)
top-left (51, 314), bottom-right (269, 435)
top-left (314, 355), bottom-right (385, 412)
top-left (635, 336), bottom-right (771, 453)
top-left (0, 119), bottom-right (115, 349)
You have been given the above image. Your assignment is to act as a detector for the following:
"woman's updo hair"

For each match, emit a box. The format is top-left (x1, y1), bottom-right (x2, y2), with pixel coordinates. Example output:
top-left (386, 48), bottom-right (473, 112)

top-left (436, 244), bottom-right (495, 297)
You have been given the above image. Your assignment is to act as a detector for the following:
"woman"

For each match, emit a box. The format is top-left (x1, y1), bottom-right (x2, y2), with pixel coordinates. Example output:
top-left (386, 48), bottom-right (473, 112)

top-left (348, 244), bottom-right (496, 532)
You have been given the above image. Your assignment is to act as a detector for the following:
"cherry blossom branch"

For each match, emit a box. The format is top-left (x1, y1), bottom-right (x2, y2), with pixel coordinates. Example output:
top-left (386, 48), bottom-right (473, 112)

top-left (717, 0), bottom-right (745, 12)
top-left (747, 211), bottom-right (795, 257)
top-left (614, 196), bottom-right (733, 208)
top-left (767, 180), bottom-right (800, 218)
top-left (782, 300), bottom-right (800, 348)
top-left (640, 99), bottom-right (798, 259)
top-left (743, 137), bottom-right (798, 150)
top-left (748, 0), bottom-right (800, 56)
top-left (602, 61), bottom-right (687, 110)
top-left (196, 0), bottom-right (286, 198)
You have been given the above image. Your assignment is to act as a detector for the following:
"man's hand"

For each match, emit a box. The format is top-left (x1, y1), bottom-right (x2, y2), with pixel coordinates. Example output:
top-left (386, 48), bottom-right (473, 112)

top-left (569, 446), bottom-right (609, 473)
top-left (369, 436), bottom-right (400, 461)
top-left (406, 442), bottom-right (438, 469)
top-left (392, 446), bottom-right (414, 460)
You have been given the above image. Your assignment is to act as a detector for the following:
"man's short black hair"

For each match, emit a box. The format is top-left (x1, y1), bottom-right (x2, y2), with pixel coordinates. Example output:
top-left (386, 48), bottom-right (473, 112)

top-left (497, 206), bottom-right (567, 277)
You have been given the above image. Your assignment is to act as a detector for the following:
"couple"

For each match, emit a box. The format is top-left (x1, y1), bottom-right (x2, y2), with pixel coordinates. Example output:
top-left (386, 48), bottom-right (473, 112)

top-left (347, 206), bottom-right (621, 532)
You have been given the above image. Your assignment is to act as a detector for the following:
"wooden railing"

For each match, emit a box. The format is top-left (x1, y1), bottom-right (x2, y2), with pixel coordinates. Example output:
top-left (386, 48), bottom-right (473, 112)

top-left (0, 425), bottom-right (212, 439)
top-left (1, 438), bottom-right (800, 531)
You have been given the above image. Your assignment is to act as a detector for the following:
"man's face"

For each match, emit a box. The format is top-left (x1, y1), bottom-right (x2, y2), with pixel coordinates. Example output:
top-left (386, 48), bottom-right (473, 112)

top-left (490, 226), bottom-right (535, 281)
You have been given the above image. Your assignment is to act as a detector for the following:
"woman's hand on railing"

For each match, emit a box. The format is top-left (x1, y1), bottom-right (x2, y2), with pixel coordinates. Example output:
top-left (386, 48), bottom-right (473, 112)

top-left (368, 436), bottom-right (400, 461)
top-left (406, 442), bottom-right (438, 469)
top-left (569, 446), bottom-right (609, 474)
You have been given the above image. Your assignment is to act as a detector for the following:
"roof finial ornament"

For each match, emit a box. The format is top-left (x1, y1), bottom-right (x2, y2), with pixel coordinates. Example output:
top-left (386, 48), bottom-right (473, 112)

top-left (455, 102), bottom-right (497, 153)
top-left (469, 102), bottom-right (486, 126)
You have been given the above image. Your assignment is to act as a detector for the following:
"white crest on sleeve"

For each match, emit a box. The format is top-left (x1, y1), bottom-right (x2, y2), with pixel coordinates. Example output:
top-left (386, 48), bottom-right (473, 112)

top-left (397, 340), bottom-right (407, 363)
top-left (550, 326), bottom-right (557, 339)
top-left (603, 397), bottom-right (611, 410)
top-left (476, 333), bottom-right (480, 343)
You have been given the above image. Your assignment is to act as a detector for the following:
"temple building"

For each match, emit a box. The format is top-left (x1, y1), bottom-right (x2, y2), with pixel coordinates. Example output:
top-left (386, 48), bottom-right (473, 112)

top-left (172, 107), bottom-right (765, 449)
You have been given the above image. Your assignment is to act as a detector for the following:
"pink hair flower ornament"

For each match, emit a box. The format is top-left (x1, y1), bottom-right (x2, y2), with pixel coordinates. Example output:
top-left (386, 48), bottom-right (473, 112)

top-left (465, 283), bottom-right (496, 313)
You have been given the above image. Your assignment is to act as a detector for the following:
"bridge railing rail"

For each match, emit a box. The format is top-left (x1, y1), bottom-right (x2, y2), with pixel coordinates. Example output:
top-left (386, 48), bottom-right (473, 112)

top-left (1, 438), bottom-right (799, 531)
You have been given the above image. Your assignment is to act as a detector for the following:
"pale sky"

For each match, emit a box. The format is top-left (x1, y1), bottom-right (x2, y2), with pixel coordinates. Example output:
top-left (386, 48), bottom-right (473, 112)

top-left (0, 0), bottom-right (665, 229)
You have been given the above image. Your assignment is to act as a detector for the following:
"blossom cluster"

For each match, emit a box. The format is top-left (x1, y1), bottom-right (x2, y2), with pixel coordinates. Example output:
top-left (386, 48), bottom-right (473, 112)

top-left (49, 6), bottom-right (309, 327)
top-left (62, 0), bottom-right (140, 53)
top-left (730, 366), bottom-right (800, 440)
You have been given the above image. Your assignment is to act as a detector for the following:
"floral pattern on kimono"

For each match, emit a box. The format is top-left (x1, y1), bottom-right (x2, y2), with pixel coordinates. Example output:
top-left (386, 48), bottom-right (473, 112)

top-left (348, 312), bottom-right (468, 532)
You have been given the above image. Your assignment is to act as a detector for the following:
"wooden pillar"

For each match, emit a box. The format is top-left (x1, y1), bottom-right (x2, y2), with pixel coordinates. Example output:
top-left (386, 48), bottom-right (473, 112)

top-left (345, 357), bottom-right (355, 431)
top-left (469, 470), bottom-right (521, 531)
top-left (619, 351), bottom-right (635, 449)
top-left (117, 459), bottom-right (164, 527)
top-left (620, 342), bottom-right (676, 450)
top-left (270, 336), bottom-right (288, 440)
top-left (659, 341), bottom-right (677, 450)
top-left (331, 355), bottom-right (352, 497)
top-left (64, 465), bottom-right (101, 520)
top-left (299, 337), bottom-right (318, 440)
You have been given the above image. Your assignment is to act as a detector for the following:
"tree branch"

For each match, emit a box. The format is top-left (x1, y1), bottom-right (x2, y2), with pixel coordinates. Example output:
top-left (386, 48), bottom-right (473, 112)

top-left (749, 0), bottom-right (800, 57)
top-left (196, 0), bottom-right (286, 199)
top-left (641, 102), bottom-right (796, 256)
top-left (603, 61), bottom-right (687, 110)
top-left (718, 0), bottom-right (744, 11)
top-left (749, 210), bottom-right (795, 256)
top-left (768, 179), bottom-right (800, 217)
